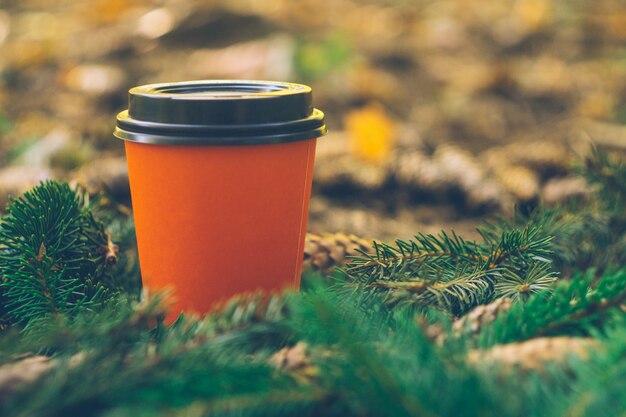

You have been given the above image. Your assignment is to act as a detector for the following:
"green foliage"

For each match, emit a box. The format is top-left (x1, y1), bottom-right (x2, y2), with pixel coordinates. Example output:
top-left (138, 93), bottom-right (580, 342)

top-left (1, 273), bottom-right (625, 417)
top-left (0, 285), bottom-right (492, 417)
top-left (294, 32), bottom-right (353, 81)
top-left (479, 268), bottom-right (626, 346)
top-left (343, 222), bottom-right (555, 316)
top-left (0, 181), bottom-right (133, 331)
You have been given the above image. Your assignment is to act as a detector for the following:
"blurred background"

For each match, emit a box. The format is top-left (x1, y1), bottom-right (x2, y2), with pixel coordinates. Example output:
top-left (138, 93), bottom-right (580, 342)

top-left (0, 0), bottom-right (624, 240)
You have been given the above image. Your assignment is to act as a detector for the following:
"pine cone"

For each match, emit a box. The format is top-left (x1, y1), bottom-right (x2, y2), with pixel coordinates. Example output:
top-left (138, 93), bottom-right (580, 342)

top-left (468, 337), bottom-right (598, 372)
top-left (303, 232), bottom-right (374, 274)
top-left (434, 145), bottom-right (512, 210)
top-left (393, 149), bottom-right (448, 191)
top-left (453, 298), bottom-right (513, 335)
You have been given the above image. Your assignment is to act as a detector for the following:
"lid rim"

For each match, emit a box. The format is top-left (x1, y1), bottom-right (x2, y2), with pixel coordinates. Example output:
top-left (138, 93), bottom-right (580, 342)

top-left (114, 125), bottom-right (327, 146)
top-left (130, 79), bottom-right (311, 97)
top-left (117, 109), bottom-right (324, 133)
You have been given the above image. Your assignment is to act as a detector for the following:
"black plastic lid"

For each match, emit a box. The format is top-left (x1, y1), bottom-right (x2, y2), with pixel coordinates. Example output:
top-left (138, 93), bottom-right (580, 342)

top-left (114, 80), bottom-right (327, 145)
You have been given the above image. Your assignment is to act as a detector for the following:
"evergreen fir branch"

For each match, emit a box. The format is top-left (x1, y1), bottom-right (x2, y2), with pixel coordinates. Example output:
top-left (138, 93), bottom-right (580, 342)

top-left (368, 266), bottom-right (496, 315)
top-left (289, 289), bottom-right (494, 417)
top-left (0, 181), bottom-right (120, 329)
top-left (493, 262), bottom-right (557, 301)
top-left (77, 187), bottom-right (141, 296)
top-left (343, 222), bottom-right (555, 316)
top-left (532, 276), bottom-right (626, 338)
top-left (347, 231), bottom-right (487, 282)
top-left (0, 291), bottom-right (316, 417)
top-left (207, 292), bottom-right (290, 334)
top-left (479, 205), bottom-right (617, 273)
top-left (479, 268), bottom-right (626, 346)
top-left (1, 254), bottom-right (99, 329)
top-left (486, 224), bottom-right (553, 266)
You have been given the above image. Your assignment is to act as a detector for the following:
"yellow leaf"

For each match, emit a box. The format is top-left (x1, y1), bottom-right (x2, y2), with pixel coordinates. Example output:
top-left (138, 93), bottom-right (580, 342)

top-left (344, 103), bottom-right (396, 163)
top-left (514, 0), bottom-right (552, 31)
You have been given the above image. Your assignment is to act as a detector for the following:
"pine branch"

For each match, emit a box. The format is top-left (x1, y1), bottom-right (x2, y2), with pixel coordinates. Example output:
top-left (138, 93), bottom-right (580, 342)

top-left (493, 262), bottom-right (557, 301)
top-left (479, 268), bottom-right (626, 346)
top-left (347, 231), bottom-right (486, 280)
top-left (1, 253), bottom-right (105, 331)
top-left (369, 265), bottom-right (496, 314)
top-left (343, 223), bottom-right (555, 316)
top-left (0, 181), bottom-right (120, 329)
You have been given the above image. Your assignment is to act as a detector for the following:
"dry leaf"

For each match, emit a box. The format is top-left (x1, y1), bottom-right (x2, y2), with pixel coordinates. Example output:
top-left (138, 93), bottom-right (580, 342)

top-left (344, 104), bottom-right (396, 163)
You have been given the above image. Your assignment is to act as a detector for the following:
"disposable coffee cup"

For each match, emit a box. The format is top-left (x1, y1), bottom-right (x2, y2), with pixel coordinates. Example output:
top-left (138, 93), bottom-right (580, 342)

top-left (114, 80), bottom-right (326, 319)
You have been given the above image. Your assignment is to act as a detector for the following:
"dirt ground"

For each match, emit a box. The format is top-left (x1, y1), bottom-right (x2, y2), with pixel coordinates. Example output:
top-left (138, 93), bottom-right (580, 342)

top-left (1, 0), bottom-right (625, 240)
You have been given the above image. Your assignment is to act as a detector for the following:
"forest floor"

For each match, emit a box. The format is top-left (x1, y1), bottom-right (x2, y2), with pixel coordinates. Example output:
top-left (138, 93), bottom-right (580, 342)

top-left (1, 0), bottom-right (625, 239)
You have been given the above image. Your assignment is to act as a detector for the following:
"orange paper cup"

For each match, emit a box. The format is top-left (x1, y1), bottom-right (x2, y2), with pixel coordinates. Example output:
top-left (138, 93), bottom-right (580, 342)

top-left (114, 80), bottom-right (326, 320)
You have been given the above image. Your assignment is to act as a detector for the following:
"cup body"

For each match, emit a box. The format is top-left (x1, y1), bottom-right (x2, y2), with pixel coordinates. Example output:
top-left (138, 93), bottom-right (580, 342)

top-left (125, 138), bottom-right (316, 316)
top-left (114, 80), bottom-right (326, 318)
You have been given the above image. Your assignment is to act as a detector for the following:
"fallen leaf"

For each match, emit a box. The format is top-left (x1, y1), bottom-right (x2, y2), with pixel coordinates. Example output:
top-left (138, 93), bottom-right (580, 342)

top-left (344, 103), bottom-right (396, 163)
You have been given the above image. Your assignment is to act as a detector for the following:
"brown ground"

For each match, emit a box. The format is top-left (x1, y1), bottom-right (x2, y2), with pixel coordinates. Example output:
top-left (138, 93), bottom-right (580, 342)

top-left (0, 0), bottom-right (625, 240)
